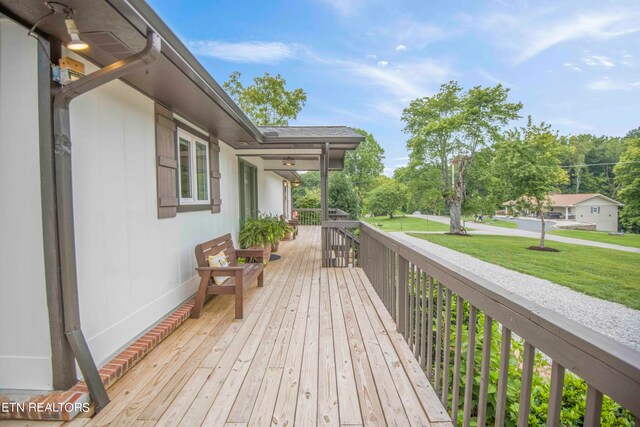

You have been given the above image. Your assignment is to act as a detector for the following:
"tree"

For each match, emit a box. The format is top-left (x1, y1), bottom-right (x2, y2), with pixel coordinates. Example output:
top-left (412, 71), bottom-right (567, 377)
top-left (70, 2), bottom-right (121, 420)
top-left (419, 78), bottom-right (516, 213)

top-left (295, 188), bottom-right (321, 209)
top-left (394, 165), bottom-right (444, 214)
top-left (402, 81), bottom-right (521, 234)
top-left (364, 180), bottom-right (408, 219)
top-left (343, 129), bottom-right (385, 210)
top-left (491, 119), bottom-right (570, 248)
top-left (223, 71), bottom-right (307, 126)
top-left (559, 134), bottom-right (624, 197)
top-left (614, 136), bottom-right (640, 233)
top-left (292, 171), bottom-right (320, 207)
top-left (329, 172), bottom-right (359, 219)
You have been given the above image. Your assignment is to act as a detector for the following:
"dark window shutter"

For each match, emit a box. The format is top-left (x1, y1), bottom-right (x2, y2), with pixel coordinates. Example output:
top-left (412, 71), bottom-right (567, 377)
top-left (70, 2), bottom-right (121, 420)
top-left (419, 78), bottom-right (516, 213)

top-left (155, 104), bottom-right (178, 218)
top-left (210, 135), bottom-right (222, 213)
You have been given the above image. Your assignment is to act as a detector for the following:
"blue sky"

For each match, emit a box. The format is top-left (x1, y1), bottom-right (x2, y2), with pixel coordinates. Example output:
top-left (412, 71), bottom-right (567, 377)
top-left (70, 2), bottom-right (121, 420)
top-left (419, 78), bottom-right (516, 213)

top-left (148, 0), bottom-right (640, 175)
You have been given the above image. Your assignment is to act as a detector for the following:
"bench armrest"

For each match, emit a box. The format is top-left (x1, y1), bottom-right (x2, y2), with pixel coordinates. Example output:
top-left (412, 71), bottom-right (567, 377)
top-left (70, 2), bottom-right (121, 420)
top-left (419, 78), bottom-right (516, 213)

top-left (236, 249), bottom-right (266, 260)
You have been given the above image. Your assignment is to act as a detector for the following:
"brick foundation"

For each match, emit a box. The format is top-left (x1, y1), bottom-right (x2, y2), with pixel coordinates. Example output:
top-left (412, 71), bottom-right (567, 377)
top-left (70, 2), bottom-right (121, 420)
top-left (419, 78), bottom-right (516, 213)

top-left (0, 298), bottom-right (195, 421)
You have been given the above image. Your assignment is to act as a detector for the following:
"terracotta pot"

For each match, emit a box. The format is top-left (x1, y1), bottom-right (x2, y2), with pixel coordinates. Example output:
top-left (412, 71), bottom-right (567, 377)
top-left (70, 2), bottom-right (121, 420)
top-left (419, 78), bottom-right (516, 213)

top-left (271, 240), bottom-right (280, 252)
top-left (284, 231), bottom-right (293, 240)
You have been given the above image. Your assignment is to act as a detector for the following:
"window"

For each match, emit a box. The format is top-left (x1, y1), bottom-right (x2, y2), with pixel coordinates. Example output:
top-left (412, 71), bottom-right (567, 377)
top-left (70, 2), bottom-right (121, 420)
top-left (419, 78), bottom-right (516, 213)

top-left (591, 206), bottom-right (600, 214)
top-left (177, 129), bottom-right (209, 205)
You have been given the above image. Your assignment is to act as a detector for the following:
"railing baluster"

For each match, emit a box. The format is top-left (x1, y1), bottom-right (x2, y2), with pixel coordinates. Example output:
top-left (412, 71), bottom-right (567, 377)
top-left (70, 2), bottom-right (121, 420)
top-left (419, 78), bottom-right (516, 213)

top-left (518, 342), bottom-right (535, 427)
top-left (451, 295), bottom-right (464, 426)
top-left (426, 276), bottom-right (435, 381)
top-left (414, 269), bottom-right (422, 359)
top-left (420, 271), bottom-right (427, 369)
top-left (547, 361), bottom-right (565, 427)
top-left (584, 386), bottom-right (603, 427)
top-left (462, 305), bottom-right (477, 427)
top-left (409, 264), bottom-right (415, 351)
top-left (495, 327), bottom-right (511, 427)
top-left (435, 281), bottom-right (443, 395)
top-left (398, 256), bottom-right (408, 337)
top-left (476, 315), bottom-right (493, 427)
top-left (441, 288), bottom-right (452, 408)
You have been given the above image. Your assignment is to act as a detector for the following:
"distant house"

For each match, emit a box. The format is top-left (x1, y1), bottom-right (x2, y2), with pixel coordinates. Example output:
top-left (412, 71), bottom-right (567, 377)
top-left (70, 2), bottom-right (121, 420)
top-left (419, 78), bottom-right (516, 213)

top-left (503, 193), bottom-right (623, 232)
top-left (547, 193), bottom-right (623, 232)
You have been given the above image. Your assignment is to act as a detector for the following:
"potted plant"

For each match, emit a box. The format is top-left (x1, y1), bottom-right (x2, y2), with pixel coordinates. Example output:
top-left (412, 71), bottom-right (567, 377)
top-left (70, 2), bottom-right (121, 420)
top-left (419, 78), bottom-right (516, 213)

top-left (239, 216), bottom-right (272, 264)
top-left (283, 225), bottom-right (294, 240)
top-left (268, 215), bottom-right (287, 252)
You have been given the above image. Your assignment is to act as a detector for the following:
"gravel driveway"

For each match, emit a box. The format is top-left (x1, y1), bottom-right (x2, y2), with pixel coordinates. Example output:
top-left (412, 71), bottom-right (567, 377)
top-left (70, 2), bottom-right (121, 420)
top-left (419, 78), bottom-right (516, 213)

top-left (392, 232), bottom-right (640, 351)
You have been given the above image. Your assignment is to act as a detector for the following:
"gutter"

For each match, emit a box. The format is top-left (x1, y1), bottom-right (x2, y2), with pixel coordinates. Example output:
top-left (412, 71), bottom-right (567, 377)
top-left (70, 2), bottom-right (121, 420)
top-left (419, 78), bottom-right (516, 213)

top-left (52, 30), bottom-right (161, 412)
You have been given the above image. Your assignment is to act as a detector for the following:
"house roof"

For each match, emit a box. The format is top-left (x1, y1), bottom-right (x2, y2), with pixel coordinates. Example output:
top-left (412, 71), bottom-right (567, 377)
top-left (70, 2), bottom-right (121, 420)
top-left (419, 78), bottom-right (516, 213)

top-left (549, 193), bottom-right (623, 207)
top-left (0, 0), bottom-right (363, 157)
top-left (503, 193), bottom-right (623, 207)
top-left (259, 126), bottom-right (362, 139)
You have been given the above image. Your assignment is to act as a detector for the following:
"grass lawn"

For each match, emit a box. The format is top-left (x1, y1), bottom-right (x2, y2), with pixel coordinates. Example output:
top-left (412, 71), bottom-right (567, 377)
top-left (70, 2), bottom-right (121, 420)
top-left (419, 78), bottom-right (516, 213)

top-left (407, 233), bottom-right (640, 310)
top-left (362, 215), bottom-right (450, 232)
top-left (549, 229), bottom-right (640, 249)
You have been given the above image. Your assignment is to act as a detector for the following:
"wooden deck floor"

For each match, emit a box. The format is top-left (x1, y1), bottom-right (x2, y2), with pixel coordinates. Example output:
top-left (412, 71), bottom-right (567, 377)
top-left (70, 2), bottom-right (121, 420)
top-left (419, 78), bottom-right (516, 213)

top-left (84, 226), bottom-right (451, 426)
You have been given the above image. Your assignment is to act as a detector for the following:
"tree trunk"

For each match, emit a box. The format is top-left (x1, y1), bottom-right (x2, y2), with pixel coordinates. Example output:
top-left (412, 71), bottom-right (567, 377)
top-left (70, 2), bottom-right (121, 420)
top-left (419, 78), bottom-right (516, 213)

top-left (449, 159), bottom-right (466, 234)
top-left (539, 209), bottom-right (546, 248)
top-left (449, 200), bottom-right (462, 233)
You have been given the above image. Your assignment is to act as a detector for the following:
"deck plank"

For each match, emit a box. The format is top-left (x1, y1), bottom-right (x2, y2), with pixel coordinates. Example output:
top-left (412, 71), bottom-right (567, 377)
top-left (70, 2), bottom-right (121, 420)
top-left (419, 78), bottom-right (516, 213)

top-left (328, 268), bottom-right (363, 426)
top-left (318, 256), bottom-right (340, 425)
top-left (63, 226), bottom-right (449, 427)
top-left (335, 268), bottom-right (386, 426)
top-left (226, 234), bottom-right (313, 423)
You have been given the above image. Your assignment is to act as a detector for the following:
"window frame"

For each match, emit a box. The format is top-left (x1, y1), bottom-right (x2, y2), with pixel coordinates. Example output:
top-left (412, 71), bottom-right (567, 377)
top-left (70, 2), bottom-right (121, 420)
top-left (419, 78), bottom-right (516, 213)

top-left (239, 159), bottom-right (259, 223)
top-left (177, 128), bottom-right (210, 206)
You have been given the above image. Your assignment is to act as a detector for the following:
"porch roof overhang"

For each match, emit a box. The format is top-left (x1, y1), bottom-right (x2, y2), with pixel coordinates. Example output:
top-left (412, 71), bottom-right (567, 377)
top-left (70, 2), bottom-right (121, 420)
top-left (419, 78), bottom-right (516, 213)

top-left (0, 0), bottom-right (364, 156)
top-left (236, 126), bottom-right (363, 172)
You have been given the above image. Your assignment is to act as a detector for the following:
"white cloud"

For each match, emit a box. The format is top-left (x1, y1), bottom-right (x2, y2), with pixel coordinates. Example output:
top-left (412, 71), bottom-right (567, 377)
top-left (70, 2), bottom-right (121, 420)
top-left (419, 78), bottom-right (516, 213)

top-left (377, 60), bottom-right (389, 67)
top-left (392, 156), bottom-right (410, 161)
top-left (563, 62), bottom-right (582, 72)
top-left (394, 22), bottom-right (450, 48)
top-left (318, 0), bottom-right (364, 16)
top-left (475, 67), bottom-right (515, 87)
top-left (395, 44), bottom-right (408, 51)
top-left (340, 58), bottom-right (449, 104)
top-left (187, 40), bottom-right (298, 63)
top-left (582, 54), bottom-right (615, 67)
top-left (587, 77), bottom-right (637, 91)
top-left (478, 8), bottom-right (640, 64)
top-left (366, 54), bottom-right (378, 59)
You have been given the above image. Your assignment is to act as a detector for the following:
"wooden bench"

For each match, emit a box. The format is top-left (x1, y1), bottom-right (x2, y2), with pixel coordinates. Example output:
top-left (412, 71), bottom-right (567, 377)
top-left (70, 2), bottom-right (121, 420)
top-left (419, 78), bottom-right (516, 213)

top-left (192, 234), bottom-right (265, 319)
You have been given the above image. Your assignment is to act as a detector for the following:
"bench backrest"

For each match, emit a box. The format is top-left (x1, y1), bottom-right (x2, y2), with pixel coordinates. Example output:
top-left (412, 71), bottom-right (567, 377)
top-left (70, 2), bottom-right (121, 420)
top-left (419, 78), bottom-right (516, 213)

top-left (195, 233), bottom-right (237, 268)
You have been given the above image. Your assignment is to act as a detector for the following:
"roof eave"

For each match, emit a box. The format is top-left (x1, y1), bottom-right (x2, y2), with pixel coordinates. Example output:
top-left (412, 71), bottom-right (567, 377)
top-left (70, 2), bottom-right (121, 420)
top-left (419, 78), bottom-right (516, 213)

top-left (114, 0), bottom-right (265, 143)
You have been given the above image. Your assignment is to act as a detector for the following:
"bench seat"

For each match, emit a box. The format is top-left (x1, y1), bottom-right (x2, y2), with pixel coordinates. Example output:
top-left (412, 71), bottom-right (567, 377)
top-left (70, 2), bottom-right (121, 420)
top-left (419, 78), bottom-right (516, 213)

top-left (192, 234), bottom-right (265, 319)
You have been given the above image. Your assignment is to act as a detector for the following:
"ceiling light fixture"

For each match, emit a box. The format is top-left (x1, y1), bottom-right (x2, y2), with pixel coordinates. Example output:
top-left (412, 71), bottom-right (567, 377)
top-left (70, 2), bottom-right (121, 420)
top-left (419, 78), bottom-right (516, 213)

top-left (282, 157), bottom-right (296, 166)
top-left (28, 2), bottom-right (89, 51)
top-left (64, 14), bottom-right (88, 51)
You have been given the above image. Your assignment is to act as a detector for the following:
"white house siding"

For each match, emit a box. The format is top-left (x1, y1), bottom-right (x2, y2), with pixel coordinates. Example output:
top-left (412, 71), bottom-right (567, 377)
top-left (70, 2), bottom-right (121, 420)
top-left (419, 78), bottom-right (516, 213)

top-left (575, 201), bottom-right (619, 232)
top-left (67, 52), bottom-right (287, 370)
top-left (0, 19), bottom-right (53, 390)
top-left (258, 165), bottom-right (287, 216)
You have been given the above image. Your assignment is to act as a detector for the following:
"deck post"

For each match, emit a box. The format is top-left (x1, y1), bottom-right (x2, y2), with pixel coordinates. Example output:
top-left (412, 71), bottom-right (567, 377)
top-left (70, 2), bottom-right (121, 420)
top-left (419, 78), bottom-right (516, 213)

top-left (321, 142), bottom-right (329, 266)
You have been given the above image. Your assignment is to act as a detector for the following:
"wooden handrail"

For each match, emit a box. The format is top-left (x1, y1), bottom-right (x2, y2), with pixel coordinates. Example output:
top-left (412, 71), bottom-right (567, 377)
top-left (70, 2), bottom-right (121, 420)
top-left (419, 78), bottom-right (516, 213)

top-left (359, 221), bottom-right (640, 422)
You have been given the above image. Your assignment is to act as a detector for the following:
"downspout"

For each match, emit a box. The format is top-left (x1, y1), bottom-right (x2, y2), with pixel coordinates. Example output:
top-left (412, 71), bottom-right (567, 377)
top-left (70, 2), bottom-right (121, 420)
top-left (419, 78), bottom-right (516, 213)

top-left (52, 30), bottom-right (161, 412)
